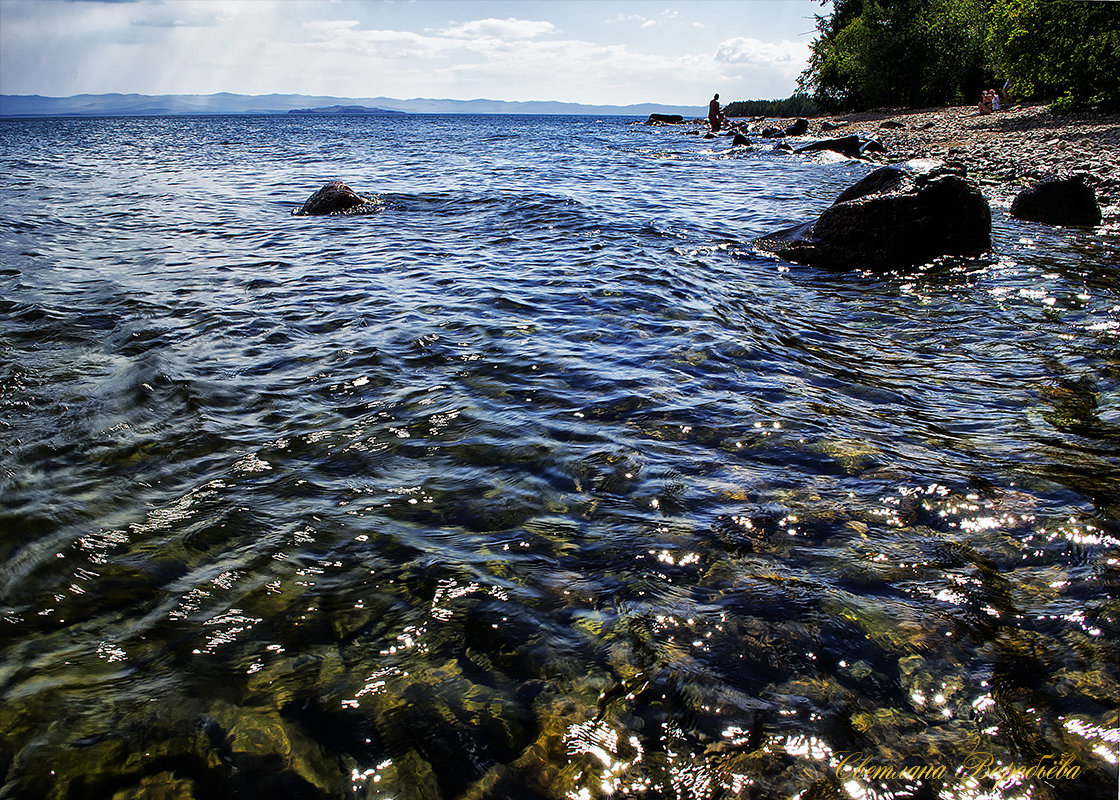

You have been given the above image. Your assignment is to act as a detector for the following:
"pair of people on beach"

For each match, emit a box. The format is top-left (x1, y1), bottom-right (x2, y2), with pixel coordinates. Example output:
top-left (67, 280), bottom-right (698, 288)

top-left (978, 81), bottom-right (1012, 114)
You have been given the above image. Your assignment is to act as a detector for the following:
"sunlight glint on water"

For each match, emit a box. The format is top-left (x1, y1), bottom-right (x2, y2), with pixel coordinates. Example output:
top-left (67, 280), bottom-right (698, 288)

top-left (0, 113), bottom-right (1117, 799)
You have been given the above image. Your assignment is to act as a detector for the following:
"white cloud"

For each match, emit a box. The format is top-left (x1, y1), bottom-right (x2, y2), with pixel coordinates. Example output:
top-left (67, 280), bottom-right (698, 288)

top-left (715, 36), bottom-right (810, 77)
top-left (436, 18), bottom-right (555, 40)
top-left (610, 10), bottom-right (678, 28)
top-left (0, 0), bottom-right (821, 103)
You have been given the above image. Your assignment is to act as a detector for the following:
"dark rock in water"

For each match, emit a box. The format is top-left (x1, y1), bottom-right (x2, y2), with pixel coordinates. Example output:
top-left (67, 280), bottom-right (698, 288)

top-left (774, 141), bottom-right (794, 152)
top-left (880, 119), bottom-right (905, 129)
top-left (795, 135), bottom-right (883, 159)
top-left (732, 133), bottom-right (751, 148)
top-left (293, 181), bottom-right (375, 216)
top-left (647, 113), bottom-right (684, 124)
top-left (821, 120), bottom-right (847, 131)
top-left (753, 164), bottom-right (991, 269)
top-left (832, 165), bottom-right (908, 203)
top-left (704, 132), bottom-right (716, 139)
top-left (1009, 175), bottom-right (1102, 226)
top-left (785, 118), bottom-right (809, 137)
top-left (761, 126), bottom-right (784, 139)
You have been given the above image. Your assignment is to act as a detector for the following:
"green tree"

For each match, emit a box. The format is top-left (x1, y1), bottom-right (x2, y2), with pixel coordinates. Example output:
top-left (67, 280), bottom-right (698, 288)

top-left (724, 95), bottom-right (820, 118)
top-left (799, 0), bottom-right (991, 111)
top-left (987, 0), bottom-right (1120, 110)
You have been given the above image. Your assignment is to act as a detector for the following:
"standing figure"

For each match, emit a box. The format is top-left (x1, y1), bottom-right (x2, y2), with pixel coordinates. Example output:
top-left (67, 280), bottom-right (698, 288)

top-left (709, 93), bottom-right (721, 133)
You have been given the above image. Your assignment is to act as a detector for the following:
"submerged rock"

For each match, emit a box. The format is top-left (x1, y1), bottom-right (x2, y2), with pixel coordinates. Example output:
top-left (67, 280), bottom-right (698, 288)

top-left (647, 113), bottom-right (684, 124)
top-left (754, 164), bottom-right (992, 269)
top-left (292, 180), bottom-right (377, 216)
top-left (732, 133), bottom-right (751, 148)
top-left (1010, 174), bottom-right (1102, 226)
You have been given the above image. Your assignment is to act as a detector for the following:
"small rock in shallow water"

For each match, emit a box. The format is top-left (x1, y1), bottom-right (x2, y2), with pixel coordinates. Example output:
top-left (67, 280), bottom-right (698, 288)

top-left (784, 118), bottom-right (809, 137)
top-left (796, 135), bottom-right (884, 159)
top-left (293, 180), bottom-right (376, 216)
top-left (1010, 174), bottom-right (1102, 226)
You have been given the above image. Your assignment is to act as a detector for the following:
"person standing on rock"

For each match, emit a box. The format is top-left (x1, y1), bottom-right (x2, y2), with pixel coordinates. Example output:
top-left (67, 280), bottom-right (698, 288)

top-left (709, 93), bottom-right (722, 133)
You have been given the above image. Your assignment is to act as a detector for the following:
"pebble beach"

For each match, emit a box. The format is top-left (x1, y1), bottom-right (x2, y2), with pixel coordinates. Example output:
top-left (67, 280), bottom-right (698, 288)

top-left (737, 104), bottom-right (1120, 221)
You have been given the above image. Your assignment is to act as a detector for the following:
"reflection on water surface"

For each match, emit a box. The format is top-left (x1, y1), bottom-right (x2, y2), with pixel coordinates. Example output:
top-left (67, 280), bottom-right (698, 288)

top-left (0, 114), bottom-right (1117, 799)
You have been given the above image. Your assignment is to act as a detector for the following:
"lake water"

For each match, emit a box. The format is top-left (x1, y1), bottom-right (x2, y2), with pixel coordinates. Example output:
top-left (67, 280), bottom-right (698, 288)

top-left (1, 114), bottom-right (1117, 799)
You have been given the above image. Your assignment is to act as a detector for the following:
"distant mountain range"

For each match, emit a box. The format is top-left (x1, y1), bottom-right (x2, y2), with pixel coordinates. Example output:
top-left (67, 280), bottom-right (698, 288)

top-left (287, 105), bottom-right (404, 116)
top-left (0, 93), bottom-right (705, 118)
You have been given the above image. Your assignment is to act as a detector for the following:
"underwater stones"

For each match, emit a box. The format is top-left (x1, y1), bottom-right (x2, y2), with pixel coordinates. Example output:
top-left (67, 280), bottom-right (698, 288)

top-left (1010, 174), bottom-right (1102, 226)
top-left (292, 180), bottom-right (376, 216)
top-left (110, 772), bottom-right (197, 800)
top-left (372, 752), bottom-right (443, 799)
top-left (208, 700), bottom-right (344, 796)
top-left (754, 164), bottom-right (992, 270)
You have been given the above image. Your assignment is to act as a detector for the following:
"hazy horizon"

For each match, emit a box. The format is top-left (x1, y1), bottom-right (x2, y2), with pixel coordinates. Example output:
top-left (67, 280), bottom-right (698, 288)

top-left (0, 0), bottom-right (825, 107)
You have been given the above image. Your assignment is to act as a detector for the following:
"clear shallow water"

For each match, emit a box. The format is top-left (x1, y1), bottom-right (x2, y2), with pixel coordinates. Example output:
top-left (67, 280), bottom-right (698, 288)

top-left (1, 114), bottom-right (1118, 800)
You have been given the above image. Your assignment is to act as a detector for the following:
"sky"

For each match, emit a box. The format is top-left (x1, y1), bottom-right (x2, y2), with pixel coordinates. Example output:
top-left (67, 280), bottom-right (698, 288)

top-left (0, 0), bottom-right (829, 106)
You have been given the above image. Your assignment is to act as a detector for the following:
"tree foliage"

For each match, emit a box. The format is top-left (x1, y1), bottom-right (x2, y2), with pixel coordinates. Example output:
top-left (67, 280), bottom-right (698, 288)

top-left (798, 0), bottom-right (991, 111)
top-left (724, 95), bottom-right (820, 118)
top-left (798, 0), bottom-right (1120, 112)
top-left (987, 0), bottom-right (1120, 111)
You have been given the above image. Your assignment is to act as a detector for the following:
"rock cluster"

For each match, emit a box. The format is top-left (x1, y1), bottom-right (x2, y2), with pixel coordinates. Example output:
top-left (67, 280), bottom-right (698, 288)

top-left (646, 104), bottom-right (1118, 222)
top-left (805, 105), bottom-right (1119, 215)
top-left (754, 164), bottom-right (992, 270)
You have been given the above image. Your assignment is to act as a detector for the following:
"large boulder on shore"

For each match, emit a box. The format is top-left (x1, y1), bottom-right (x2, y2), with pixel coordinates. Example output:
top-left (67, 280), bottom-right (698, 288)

top-left (293, 181), bottom-right (377, 216)
top-left (1009, 175), bottom-right (1102, 226)
top-left (754, 165), bottom-right (992, 270)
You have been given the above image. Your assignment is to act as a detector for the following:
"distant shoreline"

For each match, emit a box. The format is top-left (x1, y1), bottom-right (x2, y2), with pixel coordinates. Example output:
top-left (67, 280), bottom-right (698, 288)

top-left (0, 92), bottom-right (704, 119)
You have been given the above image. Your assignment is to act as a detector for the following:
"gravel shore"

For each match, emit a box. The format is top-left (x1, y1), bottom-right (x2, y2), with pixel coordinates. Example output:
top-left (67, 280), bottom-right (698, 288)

top-left (734, 104), bottom-right (1120, 221)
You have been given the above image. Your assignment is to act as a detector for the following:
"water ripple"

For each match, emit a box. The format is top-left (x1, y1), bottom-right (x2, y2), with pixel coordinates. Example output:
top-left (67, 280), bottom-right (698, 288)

top-left (1, 114), bottom-right (1117, 799)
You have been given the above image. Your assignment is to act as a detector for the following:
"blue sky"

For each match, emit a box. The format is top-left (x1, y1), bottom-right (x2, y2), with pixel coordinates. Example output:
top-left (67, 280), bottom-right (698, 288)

top-left (0, 0), bottom-right (828, 104)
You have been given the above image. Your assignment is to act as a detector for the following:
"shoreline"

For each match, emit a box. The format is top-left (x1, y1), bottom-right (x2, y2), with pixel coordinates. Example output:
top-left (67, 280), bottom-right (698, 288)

top-left (726, 104), bottom-right (1120, 222)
